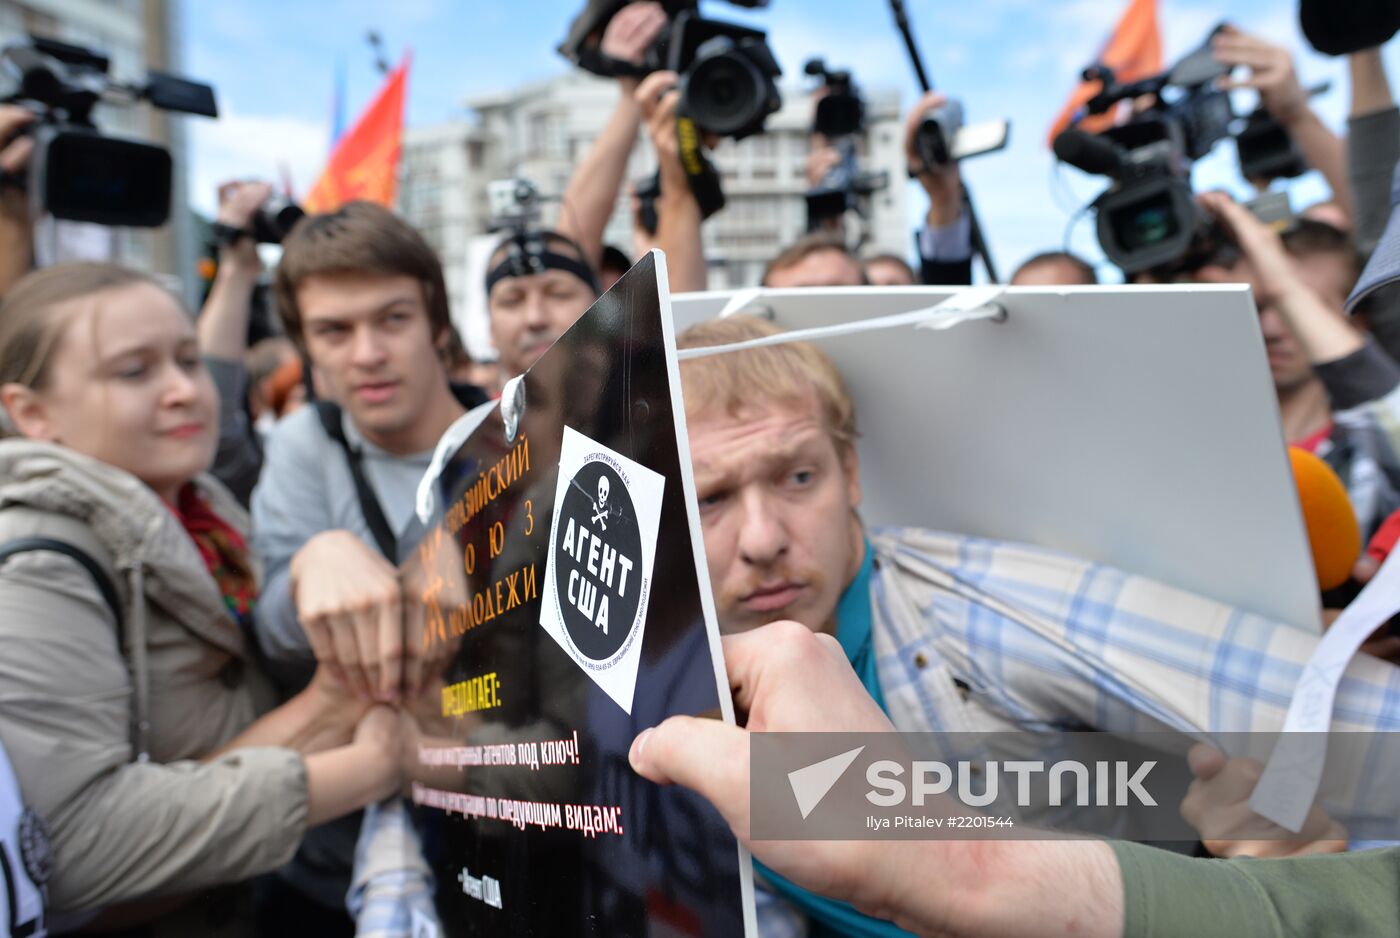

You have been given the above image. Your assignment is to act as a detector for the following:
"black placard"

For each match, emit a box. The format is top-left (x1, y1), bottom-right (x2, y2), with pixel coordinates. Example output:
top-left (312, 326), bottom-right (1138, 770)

top-left (400, 253), bottom-right (753, 936)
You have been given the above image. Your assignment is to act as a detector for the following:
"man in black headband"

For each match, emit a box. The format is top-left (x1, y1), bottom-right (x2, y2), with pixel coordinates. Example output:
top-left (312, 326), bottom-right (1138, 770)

top-left (485, 228), bottom-right (600, 388)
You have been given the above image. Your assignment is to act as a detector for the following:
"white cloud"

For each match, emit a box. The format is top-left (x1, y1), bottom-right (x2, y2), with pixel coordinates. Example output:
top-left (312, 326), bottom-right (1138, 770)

top-left (186, 111), bottom-right (329, 216)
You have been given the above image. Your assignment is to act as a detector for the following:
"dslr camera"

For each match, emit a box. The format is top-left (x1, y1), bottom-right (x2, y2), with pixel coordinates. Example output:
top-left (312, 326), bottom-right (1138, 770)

top-left (249, 195), bottom-right (305, 244)
top-left (0, 34), bottom-right (217, 228)
top-left (643, 9), bottom-right (781, 140)
top-left (1053, 24), bottom-right (1306, 276)
top-left (802, 58), bottom-right (888, 230)
top-left (560, 0), bottom-right (781, 140)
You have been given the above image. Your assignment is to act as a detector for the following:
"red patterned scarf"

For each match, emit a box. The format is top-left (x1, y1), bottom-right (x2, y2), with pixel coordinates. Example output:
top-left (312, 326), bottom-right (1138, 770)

top-left (170, 485), bottom-right (258, 626)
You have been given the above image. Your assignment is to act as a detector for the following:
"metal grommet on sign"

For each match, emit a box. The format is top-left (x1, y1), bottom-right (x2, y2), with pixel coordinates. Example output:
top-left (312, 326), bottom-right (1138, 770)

top-left (501, 374), bottom-right (527, 444)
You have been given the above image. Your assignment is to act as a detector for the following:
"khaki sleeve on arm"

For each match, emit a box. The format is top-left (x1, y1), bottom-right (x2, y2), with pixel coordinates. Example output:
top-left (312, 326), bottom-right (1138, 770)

top-left (1113, 840), bottom-right (1400, 938)
top-left (0, 553), bottom-right (309, 914)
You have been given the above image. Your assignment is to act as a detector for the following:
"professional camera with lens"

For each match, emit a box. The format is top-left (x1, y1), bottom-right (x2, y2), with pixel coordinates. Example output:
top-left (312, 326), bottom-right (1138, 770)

top-left (0, 34), bottom-right (217, 228)
top-left (802, 58), bottom-right (888, 230)
top-left (1052, 27), bottom-right (1239, 275)
top-left (643, 10), bottom-right (781, 140)
top-left (560, 1), bottom-right (781, 140)
top-left (250, 195), bottom-right (305, 244)
top-left (1053, 24), bottom-right (1311, 277)
top-left (1234, 106), bottom-right (1308, 183)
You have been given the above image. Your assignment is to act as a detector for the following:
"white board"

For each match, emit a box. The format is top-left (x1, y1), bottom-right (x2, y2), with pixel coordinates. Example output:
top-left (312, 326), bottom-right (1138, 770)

top-left (671, 284), bottom-right (1320, 633)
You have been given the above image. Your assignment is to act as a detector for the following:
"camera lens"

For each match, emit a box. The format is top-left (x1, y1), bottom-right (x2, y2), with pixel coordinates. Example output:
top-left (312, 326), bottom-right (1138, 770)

top-left (253, 196), bottom-right (305, 244)
top-left (1111, 191), bottom-right (1180, 252)
top-left (685, 50), bottom-right (762, 137)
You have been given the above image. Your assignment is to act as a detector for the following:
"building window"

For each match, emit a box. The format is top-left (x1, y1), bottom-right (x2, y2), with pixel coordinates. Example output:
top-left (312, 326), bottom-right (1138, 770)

top-left (746, 135), bottom-right (776, 158)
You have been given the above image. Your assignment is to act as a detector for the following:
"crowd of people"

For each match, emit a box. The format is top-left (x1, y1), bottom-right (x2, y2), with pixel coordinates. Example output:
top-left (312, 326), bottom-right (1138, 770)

top-left (3, 4), bottom-right (1400, 937)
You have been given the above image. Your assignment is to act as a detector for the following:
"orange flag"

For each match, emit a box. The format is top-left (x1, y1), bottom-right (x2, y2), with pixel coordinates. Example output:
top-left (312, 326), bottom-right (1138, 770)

top-left (304, 57), bottom-right (410, 213)
top-left (1046, 0), bottom-right (1162, 147)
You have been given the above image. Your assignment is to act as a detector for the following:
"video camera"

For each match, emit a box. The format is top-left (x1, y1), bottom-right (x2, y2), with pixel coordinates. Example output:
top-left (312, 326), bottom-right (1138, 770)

top-left (911, 100), bottom-right (1010, 173)
top-left (802, 58), bottom-right (888, 231)
top-left (1053, 24), bottom-right (1308, 276)
top-left (560, 1), bottom-right (781, 140)
top-left (0, 34), bottom-right (217, 228)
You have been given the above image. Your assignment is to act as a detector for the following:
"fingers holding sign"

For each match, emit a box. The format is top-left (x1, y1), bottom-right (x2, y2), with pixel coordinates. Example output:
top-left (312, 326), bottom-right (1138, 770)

top-left (1181, 743), bottom-right (1348, 859)
top-left (629, 621), bottom-right (897, 914)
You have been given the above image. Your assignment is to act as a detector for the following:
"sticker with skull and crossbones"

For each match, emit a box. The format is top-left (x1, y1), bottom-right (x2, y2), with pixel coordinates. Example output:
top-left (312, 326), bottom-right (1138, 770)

top-left (592, 476), bottom-right (610, 529)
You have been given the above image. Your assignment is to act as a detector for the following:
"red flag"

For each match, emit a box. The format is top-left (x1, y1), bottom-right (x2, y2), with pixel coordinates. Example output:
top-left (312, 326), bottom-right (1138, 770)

top-left (1046, 0), bottom-right (1162, 147)
top-left (305, 57), bottom-right (409, 213)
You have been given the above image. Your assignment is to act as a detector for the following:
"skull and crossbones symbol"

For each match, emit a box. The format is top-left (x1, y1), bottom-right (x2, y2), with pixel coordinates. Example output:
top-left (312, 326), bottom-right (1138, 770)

top-left (592, 476), bottom-right (610, 529)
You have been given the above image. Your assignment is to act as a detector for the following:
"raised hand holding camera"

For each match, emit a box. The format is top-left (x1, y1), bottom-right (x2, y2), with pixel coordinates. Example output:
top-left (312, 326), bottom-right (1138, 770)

top-left (0, 105), bottom-right (35, 295)
top-left (1213, 25), bottom-right (1309, 126)
top-left (803, 59), bottom-right (888, 236)
top-left (1199, 190), bottom-right (1366, 364)
top-left (636, 69), bottom-right (708, 290)
top-left (599, 0), bottom-right (668, 91)
top-left (214, 181), bottom-right (273, 267)
top-left (904, 90), bottom-right (963, 228)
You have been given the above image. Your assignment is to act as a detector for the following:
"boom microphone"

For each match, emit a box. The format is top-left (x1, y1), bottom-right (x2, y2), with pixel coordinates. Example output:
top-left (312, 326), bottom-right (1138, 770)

top-left (1289, 447), bottom-right (1361, 592)
top-left (1052, 128), bottom-right (1125, 178)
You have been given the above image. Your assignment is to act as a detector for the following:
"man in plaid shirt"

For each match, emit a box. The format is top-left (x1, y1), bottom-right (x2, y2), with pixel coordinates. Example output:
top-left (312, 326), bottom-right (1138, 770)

top-left (677, 314), bottom-right (1400, 938)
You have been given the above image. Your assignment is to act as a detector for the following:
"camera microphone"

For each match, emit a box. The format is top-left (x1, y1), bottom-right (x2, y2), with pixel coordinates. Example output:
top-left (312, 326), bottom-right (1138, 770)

top-left (1052, 129), bottom-right (1124, 178)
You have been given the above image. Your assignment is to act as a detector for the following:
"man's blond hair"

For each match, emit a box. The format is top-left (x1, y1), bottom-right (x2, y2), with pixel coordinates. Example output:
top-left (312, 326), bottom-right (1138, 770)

top-left (676, 315), bottom-right (857, 449)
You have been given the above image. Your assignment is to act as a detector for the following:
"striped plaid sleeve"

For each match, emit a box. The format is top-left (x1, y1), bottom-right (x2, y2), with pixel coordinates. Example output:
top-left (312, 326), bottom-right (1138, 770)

top-left (872, 528), bottom-right (1400, 736)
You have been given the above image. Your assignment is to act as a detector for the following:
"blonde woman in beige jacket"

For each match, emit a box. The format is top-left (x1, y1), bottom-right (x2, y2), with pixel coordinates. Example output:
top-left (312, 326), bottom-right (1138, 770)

top-left (0, 263), bottom-right (402, 936)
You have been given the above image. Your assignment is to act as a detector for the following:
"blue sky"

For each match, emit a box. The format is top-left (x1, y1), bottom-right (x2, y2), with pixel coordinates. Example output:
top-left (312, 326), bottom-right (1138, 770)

top-left (181, 0), bottom-right (1400, 279)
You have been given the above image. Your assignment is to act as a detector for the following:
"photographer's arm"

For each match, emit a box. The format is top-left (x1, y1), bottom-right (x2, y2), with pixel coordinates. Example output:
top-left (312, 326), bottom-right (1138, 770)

top-left (197, 181), bottom-right (271, 359)
top-left (558, 87), bottom-right (641, 269)
top-left (1214, 26), bottom-right (1351, 224)
top-left (1200, 192), bottom-right (1366, 364)
top-left (0, 106), bottom-right (35, 297)
top-left (637, 71), bottom-right (707, 293)
top-left (1347, 49), bottom-right (1399, 256)
top-left (1352, 47), bottom-right (1395, 117)
top-left (1210, 195), bottom-right (1400, 427)
top-left (804, 133), bottom-right (844, 235)
top-left (903, 91), bottom-right (972, 286)
top-left (555, 2), bottom-right (665, 269)
top-left (198, 181), bottom-right (273, 506)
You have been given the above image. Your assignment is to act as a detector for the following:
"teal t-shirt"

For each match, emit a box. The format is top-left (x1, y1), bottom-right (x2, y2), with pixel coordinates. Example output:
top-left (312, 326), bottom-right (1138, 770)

top-left (755, 540), bottom-right (913, 938)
